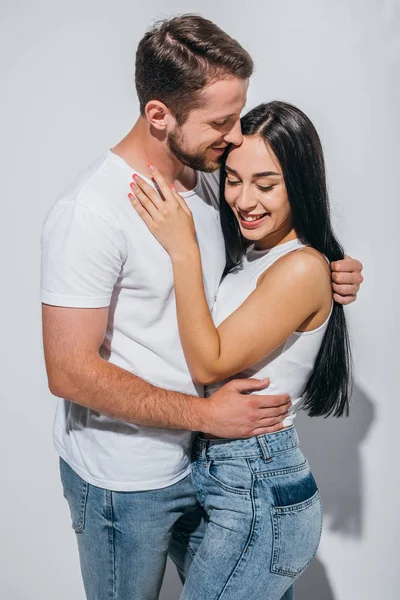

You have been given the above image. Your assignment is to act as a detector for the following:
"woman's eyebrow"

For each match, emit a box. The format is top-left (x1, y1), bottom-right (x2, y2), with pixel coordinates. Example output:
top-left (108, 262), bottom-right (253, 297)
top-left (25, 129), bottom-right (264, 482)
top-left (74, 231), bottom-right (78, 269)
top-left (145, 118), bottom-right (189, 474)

top-left (253, 171), bottom-right (281, 177)
top-left (225, 165), bottom-right (281, 178)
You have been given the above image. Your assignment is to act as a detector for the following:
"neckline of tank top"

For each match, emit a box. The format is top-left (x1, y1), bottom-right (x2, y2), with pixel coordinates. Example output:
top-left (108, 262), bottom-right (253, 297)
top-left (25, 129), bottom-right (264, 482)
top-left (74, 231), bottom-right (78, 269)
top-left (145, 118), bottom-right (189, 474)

top-left (247, 238), bottom-right (304, 257)
top-left (107, 150), bottom-right (201, 198)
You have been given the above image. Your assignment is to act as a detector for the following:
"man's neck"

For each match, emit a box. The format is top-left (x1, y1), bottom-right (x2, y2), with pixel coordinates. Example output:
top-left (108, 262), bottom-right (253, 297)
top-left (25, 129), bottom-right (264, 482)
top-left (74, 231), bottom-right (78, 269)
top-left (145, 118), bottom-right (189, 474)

top-left (111, 118), bottom-right (197, 192)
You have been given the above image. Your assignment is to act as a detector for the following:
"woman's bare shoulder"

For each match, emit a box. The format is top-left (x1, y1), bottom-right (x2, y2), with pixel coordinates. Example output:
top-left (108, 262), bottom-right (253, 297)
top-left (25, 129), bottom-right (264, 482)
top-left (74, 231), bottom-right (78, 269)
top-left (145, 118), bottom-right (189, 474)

top-left (258, 245), bottom-right (330, 286)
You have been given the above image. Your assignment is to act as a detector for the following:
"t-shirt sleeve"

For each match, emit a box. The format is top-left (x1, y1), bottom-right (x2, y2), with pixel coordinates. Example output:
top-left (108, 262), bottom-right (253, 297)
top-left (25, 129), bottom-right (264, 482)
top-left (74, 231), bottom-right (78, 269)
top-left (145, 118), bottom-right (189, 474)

top-left (40, 200), bottom-right (126, 308)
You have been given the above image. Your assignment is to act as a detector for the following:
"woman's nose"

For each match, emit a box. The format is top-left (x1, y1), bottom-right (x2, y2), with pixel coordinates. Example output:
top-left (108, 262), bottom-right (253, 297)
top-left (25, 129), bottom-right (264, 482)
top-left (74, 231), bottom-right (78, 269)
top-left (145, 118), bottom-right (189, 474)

top-left (236, 190), bottom-right (258, 212)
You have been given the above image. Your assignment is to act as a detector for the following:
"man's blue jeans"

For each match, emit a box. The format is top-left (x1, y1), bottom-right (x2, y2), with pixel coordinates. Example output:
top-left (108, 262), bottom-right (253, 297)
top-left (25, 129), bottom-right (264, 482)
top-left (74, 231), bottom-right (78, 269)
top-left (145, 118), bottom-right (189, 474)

top-left (60, 453), bottom-right (298, 599)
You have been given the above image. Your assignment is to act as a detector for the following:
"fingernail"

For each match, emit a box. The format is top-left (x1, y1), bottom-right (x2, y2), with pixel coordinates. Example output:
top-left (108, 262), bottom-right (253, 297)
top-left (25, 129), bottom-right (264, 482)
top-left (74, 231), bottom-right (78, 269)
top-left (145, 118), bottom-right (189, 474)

top-left (132, 174), bottom-right (139, 180)
top-left (148, 163), bottom-right (156, 171)
top-left (128, 193), bottom-right (134, 199)
top-left (130, 182), bottom-right (137, 189)
top-left (171, 184), bottom-right (176, 191)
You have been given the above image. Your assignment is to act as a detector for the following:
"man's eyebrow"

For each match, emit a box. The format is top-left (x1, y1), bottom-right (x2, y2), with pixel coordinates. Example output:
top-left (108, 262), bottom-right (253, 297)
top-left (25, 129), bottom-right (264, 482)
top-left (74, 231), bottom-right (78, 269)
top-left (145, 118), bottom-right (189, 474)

top-left (225, 165), bottom-right (281, 177)
top-left (208, 113), bottom-right (235, 122)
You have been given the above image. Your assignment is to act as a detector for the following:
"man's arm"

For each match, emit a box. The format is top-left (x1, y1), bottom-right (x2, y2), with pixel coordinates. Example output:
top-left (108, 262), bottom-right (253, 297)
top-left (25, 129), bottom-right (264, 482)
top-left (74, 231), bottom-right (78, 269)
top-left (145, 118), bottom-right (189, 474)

top-left (42, 304), bottom-right (291, 438)
top-left (331, 255), bottom-right (364, 305)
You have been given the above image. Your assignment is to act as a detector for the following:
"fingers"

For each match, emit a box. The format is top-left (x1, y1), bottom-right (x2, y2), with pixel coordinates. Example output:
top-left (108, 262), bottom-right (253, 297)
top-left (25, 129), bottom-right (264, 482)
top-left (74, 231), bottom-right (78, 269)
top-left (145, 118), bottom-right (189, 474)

top-left (171, 186), bottom-right (192, 217)
top-left (147, 164), bottom-right (177, 204)
top-left (230, 377), bottom-right (270, 393)
top-left (258, 401), bottom-right (291, 418)
top-left (251, 393), bottom-right (292, 409)
top-left (331, 271), bottom-right (363, 286)
top-left (333, 293), bottom-right (357, 305)
top-left (332, 283), bottom-right (360, 296)
top-left (128, 193), bottom-right (154, 226)
top-left (251, 422), bottom-right (287, 436)
top-left (331, 256), bottom-right (363, 273)
top-left (130, 176), bottom-right (164, 218)
top-left (149, 164), bottom-right (192, 218)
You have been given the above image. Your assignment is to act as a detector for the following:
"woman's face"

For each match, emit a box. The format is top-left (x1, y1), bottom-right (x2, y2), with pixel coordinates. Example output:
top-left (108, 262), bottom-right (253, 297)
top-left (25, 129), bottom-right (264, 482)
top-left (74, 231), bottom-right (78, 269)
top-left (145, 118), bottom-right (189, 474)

top-left (224, 134), bottom-right (294, 248)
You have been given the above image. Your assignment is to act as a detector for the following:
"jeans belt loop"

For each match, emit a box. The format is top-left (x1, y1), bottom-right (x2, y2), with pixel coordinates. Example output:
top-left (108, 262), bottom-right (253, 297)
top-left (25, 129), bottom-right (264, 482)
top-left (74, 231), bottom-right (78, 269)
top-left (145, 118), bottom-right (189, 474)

top-left (256, 434), bottom-right (272, 462)
top-left (201, 440), bottom-right (209, 466)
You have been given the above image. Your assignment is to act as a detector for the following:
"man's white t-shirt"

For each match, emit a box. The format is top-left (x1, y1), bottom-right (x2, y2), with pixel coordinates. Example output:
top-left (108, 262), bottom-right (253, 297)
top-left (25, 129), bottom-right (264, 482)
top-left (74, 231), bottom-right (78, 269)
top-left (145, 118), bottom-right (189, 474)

top-left (41, 151), bottom-right (226, 491)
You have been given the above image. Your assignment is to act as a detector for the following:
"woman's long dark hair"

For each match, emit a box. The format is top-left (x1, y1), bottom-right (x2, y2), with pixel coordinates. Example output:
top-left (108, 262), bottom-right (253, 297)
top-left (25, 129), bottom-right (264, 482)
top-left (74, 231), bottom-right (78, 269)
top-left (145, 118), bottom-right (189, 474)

top-left (220, 101), bottom-right (351, 418)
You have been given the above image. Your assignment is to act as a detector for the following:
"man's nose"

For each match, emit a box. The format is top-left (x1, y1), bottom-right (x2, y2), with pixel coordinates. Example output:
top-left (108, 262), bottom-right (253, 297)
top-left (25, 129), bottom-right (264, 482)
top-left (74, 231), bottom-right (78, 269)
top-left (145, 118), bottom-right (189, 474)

top-left (224, 121), bottom-right (243, 147)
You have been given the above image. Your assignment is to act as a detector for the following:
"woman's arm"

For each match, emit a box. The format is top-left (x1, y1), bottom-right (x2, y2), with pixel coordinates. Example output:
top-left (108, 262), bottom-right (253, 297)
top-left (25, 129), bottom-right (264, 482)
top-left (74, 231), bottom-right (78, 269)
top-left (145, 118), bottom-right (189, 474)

top-left (171, 248), bottom-right (330, 384)
top-left (129, 167), bottom-right (331, 385)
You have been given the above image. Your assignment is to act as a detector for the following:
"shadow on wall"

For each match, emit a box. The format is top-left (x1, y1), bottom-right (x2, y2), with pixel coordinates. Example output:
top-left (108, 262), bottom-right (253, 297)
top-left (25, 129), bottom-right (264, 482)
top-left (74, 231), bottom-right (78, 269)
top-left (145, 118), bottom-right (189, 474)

top-left (295, 383), bottom-right (375, 600)
top-left (159, 383), bottom-right (375, 600)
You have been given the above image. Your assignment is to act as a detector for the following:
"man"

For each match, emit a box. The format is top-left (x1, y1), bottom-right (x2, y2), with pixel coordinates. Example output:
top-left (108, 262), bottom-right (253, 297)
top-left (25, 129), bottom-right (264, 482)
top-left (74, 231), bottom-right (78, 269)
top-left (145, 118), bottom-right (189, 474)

top-left (41, 14), bottom-right (363, 600)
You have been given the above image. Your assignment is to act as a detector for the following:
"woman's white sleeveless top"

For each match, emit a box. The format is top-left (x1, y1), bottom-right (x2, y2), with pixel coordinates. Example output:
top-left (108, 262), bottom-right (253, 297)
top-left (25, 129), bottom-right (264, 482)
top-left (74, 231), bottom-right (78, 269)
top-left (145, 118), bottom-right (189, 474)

top-left (206, 238), bottom-right (333, 426)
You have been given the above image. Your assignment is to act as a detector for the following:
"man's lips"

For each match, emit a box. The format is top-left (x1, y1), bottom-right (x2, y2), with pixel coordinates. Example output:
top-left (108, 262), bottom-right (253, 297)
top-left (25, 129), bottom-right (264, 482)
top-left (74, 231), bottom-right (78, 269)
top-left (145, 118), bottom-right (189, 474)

top-left (211, 145), bottom-right (228, 153)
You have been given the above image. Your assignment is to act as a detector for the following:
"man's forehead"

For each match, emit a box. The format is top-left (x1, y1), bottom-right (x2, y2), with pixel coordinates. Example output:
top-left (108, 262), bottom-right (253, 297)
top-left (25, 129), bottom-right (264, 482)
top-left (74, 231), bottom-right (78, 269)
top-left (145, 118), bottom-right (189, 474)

top-left (197, 78), bottom-right (248, 119)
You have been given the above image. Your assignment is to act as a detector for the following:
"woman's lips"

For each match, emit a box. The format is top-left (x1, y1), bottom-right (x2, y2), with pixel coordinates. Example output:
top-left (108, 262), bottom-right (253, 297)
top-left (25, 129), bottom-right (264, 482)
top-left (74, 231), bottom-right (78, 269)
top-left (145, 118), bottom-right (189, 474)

top-left (238, 211), bottom-right (269, 229)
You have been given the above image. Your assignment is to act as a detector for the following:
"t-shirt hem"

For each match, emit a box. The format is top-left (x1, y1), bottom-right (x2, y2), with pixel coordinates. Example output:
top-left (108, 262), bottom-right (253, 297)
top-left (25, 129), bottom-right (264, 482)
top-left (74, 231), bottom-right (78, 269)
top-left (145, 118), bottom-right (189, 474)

top-left (41, 291), bottom-right (111, 308)
top-left (54, 441), bottom-right (192, 492)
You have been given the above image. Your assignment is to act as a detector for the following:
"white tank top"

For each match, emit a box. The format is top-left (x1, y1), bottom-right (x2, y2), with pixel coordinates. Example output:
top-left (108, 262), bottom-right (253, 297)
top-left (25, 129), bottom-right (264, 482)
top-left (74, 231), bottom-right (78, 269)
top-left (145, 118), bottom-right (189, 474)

top-left (206, 238), bottom-right (333, 426)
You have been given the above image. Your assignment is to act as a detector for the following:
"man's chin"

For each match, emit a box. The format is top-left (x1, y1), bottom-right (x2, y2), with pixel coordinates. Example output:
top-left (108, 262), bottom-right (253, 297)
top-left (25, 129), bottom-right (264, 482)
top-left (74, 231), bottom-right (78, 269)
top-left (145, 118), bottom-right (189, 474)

top-left (198, 152), bottom-right (227, 172)
top-left (199, 161), bottom-right (222, 173)
top-left (177, 155), bottom-right (221, 173)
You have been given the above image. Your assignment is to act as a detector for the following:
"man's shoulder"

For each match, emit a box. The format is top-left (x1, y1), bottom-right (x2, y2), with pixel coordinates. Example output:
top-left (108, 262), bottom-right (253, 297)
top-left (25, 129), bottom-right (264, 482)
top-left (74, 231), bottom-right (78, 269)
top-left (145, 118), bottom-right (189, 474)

top-left (47, 152), bottom-right (131, 225)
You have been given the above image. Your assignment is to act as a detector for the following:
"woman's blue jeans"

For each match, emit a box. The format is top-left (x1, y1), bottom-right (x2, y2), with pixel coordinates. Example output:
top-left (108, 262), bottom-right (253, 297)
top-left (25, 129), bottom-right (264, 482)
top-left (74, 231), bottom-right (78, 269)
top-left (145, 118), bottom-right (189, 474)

top-left (59, 427), bottom-right (319, 599)
top-left (180, 426), bottom-right (322, 599)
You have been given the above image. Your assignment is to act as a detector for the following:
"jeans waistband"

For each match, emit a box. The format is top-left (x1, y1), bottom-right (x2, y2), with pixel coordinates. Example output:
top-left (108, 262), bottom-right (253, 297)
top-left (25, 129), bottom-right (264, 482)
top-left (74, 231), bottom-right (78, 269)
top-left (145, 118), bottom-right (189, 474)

top-left (192, 426), bottom-right (299, 461)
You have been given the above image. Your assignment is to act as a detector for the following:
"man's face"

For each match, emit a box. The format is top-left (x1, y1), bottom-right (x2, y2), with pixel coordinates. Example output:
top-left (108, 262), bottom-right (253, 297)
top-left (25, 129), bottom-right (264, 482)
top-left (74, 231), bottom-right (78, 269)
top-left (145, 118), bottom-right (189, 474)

top-left (167, 78), bottom-right (248, 172)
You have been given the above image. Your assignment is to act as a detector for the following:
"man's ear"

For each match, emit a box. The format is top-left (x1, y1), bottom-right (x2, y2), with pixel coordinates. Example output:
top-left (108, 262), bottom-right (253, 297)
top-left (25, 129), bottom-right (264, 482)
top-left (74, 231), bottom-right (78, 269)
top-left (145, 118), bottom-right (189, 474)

top-left (145, 100), bottom-right (174, 131)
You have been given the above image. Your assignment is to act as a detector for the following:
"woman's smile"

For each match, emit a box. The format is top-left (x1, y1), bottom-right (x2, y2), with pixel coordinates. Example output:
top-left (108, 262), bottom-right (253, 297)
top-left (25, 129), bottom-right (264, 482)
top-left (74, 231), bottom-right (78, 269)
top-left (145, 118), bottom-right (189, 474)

top-left (236, 208), bottom-right (270, 229)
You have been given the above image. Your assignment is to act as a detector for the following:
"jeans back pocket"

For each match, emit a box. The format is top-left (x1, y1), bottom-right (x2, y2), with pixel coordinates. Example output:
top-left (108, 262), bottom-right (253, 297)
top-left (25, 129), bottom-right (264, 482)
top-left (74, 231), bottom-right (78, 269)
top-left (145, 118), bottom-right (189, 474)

top-left (271, 481), bottom-right (322, 577)
top-left (59, 458), bottom-right (89, 533)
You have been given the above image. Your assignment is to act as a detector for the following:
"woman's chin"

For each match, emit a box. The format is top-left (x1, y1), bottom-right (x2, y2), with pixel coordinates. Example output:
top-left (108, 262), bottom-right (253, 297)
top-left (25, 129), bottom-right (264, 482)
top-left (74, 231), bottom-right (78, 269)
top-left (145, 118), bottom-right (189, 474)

top-left (239, 224), bottom-right (270, 242)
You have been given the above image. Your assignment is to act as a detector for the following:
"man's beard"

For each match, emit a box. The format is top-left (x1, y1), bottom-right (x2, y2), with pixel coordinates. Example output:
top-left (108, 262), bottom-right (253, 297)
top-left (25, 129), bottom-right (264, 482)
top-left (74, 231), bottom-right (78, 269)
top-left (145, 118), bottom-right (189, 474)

top-left (167, 128), bottom-right (227, 173)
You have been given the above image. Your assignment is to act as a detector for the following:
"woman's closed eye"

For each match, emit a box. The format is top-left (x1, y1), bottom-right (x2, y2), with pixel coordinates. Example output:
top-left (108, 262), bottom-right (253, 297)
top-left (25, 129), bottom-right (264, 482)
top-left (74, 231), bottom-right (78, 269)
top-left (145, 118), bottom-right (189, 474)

top-left (257, 184), bottom-right (275, 193)
top-left (226, 179), bottom-right (275, 194)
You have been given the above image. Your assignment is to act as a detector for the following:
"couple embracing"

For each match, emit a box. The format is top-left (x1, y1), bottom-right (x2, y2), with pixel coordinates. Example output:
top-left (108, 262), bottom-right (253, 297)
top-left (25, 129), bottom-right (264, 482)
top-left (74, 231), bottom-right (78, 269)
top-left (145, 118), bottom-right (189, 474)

top-left (41, 14), bottom-right (363, 600)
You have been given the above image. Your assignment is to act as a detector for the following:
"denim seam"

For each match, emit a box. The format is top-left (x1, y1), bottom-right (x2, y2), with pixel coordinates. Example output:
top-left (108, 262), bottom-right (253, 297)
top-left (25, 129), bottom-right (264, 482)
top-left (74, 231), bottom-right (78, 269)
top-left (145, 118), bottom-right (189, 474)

top-left (207, 461), bottom-right (252, 496)
top-left (202, 453), bottom-right (261, 461)
top-left (273, 489), bottom-right (320, 514)
top-left (176, 531), bottom-right (197, 560)
top-left (105, 490), bottom-right (116, 600)
top-left (267, 443), bottom-right (300, 455)
top-left (74, 481), bottom-right (89, 532)
top-left (270, 490), bottom-right (322, 576)
top-left (216, 473), bottom-right (257, 599)
top-left (254, 460), bottom-right (309, 479)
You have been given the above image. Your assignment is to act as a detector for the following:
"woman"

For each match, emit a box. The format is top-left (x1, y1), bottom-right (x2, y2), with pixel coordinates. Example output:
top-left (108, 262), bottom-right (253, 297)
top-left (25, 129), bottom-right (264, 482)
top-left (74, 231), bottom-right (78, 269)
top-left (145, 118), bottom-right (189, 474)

top-left (128, 101), bottom-right (351, 600)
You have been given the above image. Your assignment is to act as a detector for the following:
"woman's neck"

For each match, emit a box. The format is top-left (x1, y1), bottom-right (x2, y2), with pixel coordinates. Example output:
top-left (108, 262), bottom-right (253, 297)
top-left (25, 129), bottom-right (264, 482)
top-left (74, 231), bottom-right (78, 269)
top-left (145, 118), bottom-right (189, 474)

top-left (254, 227), bottom-right (298, 250)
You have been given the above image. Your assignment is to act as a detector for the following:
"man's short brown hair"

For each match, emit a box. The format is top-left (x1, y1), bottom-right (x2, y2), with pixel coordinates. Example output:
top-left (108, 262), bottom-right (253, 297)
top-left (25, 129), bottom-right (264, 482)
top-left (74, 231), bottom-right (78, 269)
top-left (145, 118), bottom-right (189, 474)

top-left (135, 14), bottom-right (253, 125)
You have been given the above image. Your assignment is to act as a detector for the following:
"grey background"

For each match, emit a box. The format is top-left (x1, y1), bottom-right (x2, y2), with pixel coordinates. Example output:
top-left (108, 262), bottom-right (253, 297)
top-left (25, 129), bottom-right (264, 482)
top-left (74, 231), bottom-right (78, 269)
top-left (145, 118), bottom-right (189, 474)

top-left (1, 0), bottom-right (399, 598)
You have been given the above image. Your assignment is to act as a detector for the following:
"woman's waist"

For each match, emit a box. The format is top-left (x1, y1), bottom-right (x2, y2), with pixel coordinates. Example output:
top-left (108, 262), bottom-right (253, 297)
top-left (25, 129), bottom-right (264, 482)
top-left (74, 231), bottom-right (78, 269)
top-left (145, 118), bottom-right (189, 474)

top-left (192, 425), bottom-right (299, 461)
